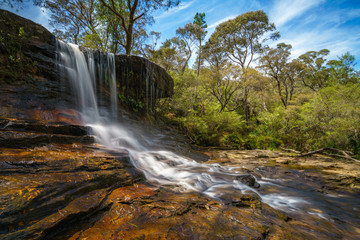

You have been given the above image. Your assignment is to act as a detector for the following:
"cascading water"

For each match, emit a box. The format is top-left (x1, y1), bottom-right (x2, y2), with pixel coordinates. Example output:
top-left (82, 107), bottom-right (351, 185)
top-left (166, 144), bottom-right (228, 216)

top-left (56, 40), bottom-right (329, 215)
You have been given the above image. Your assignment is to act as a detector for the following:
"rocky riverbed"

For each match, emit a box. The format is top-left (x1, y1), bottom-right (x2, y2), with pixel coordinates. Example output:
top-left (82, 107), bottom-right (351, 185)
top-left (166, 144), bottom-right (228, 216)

top-left (1, 119), bottom-right (360, 239)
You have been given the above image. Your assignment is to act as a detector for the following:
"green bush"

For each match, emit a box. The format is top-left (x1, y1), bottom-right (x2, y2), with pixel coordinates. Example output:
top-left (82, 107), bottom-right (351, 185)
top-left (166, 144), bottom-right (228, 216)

top-left (256, 83), bottom-right (360, 152)
top-left (177, 109), bottom-right (245, 147)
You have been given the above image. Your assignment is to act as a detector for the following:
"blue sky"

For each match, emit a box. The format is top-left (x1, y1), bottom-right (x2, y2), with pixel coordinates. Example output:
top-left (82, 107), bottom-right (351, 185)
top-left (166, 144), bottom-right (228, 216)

top-left (2, 0), bottom-right (360, 66)
top-left (152, 0), bottom-right (360, 64)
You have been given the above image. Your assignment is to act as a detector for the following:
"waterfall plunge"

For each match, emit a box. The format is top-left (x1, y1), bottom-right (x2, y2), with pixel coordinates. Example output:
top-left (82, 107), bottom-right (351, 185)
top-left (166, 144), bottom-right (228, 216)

top-left (56, 40), bottom-right (306, 212)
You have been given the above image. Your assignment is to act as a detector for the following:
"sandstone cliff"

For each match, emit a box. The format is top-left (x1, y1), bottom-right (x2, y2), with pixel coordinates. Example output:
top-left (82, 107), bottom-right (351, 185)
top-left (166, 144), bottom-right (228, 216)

top-left (0, 9), bottom-right (173, 122)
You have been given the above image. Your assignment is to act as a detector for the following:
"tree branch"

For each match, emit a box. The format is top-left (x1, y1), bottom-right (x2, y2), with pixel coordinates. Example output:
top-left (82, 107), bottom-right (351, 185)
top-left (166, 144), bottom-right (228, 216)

top-left (288, 147), bottom-right (359, 163)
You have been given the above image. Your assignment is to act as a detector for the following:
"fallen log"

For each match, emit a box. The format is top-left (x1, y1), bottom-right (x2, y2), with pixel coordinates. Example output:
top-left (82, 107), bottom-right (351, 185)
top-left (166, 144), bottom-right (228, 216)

top-left (291, 147), bottom-right (359, 163)
top-left (298, 148), bottom-right (354, 157)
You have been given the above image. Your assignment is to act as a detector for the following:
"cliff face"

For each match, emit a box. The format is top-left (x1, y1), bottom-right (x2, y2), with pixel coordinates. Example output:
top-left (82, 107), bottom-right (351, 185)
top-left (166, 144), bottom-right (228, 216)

top-left (0, 9), bottom-right (173, 122)
top-left (116, 54), bottom-right (174, 114)
top-left (0, 9), bottom-right (63, 122)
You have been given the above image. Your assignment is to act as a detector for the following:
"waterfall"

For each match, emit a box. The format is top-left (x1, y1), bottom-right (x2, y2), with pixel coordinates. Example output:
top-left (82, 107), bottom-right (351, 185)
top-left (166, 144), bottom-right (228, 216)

top-left (57, 40), bottom-right (117, 122)
top-left (56, 40), bottom-right (307, 212)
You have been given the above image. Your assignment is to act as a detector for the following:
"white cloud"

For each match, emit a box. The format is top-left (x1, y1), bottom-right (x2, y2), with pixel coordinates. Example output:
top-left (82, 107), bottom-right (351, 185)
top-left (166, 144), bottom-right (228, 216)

top-left (155, 0), bottom-right (196, 20)
top-left (274, 27), bottom-right (360, 61)
top-left (208, 15), bottom-right (236, 29)
top-left (270, 0), bottom-right (325, 27)
top-left (271, 1), bottom-right (360, 63)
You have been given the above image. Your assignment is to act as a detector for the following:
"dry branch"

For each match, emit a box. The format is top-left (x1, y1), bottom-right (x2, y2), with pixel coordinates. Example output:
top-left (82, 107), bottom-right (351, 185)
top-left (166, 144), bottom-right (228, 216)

top-left (298, 148), bottom-right (354, 157)
top-left (285, 147), bottom-right (360, 163)
top-left (323, 153), bottom-right (360, 163)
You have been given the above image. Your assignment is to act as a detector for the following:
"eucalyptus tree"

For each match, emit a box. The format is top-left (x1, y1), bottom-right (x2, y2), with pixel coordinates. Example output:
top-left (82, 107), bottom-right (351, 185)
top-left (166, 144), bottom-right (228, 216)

top-left (193, 12), bottom-right (207, 76)
top-left (327, 52), bottom-right (360, 84)
top-left (98, 0), bottom-right (180, 55)
top-left (210, 10), bottom-right (279, 72)
top-left (297, 49), bottom-right (330, 91)
top-left (150, 37), bottom-right (187, 73)
top-left (259, 43), bottom-right (299, 108)
top-left (42, 0), bottom-right (108, 48)
top-left (175, 23), bottom-right (199, 74)
top-left (203, 37), bottom-right (227, 82)
top-left (204, 39), bottom-right (264, 116)
top-left (207, 63), bottom-right (244, 112)
top-left (206, 10), bottom-right (278, 119)
top-left (135, 31), bottom-right (161, 58)
top-left (203, 38), bottom-right (234, 112)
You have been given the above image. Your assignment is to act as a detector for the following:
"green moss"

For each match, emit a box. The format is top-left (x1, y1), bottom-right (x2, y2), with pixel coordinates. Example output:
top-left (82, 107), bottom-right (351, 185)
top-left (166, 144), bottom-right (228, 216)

top-left (0, 27), bottom-right (36, 81)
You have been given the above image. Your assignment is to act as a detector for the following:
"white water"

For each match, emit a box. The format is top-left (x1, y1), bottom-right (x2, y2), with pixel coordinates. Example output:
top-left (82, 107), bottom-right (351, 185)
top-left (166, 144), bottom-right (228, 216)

top-left (56, 41), bottom-right (307, 212)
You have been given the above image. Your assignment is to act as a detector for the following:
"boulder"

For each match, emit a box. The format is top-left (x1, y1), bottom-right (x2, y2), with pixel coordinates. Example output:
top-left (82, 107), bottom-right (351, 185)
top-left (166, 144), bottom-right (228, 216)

top-left (236, 174), bottom-right (260, 188)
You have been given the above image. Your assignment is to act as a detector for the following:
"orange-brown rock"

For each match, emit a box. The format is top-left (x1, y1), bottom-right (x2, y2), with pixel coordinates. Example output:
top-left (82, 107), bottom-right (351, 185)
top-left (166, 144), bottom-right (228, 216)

top-left (1, 123), bottom-right (360, 239)
top-left (67, 184), bottom-right (349, 240)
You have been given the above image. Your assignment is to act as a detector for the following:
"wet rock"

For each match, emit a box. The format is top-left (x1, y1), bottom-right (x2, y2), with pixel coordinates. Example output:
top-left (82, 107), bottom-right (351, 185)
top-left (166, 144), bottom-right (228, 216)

top-left (236, 174), bottom-right (260, 188)
top-left (0, 125), bottom-right (358, 239)
top-left (0, 130), bottom-right (94, 149)
top-left (115, 54), bottom-right (174, 113)
top-left (0, 118), bottom-right (144, 239)
top-left (222, 191), bottom-right (262, 209)
top-left (0, 119), bottom-right (90, 136)
top-left (0, 9), bottom-right (56, 76)
top-left (0, 143), bottom-right (144, 240)
top-left (67, 186), bottom-right (347, 240)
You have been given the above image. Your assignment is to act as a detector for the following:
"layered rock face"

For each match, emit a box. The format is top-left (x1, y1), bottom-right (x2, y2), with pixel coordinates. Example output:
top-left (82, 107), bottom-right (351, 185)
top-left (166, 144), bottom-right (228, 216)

top-left (0, 9), bottom-right (173, 122)
top-left (0, 9), bottom-right (62, 122)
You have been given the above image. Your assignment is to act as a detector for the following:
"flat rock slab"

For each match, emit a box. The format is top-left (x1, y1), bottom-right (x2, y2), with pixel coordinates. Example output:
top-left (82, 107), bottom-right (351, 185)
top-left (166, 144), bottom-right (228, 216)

top-left (1, 134), bottom-right (360, 239)
top-left (0, 143), bottom-right (144, 240)
top-left (68, 184), bottom-right (348, 240)
top-left (0, 119), bottom-right (94, 148)
top-left (205, 149), bottom-right (360, 192)
top-left (0, 119), bottom-right (90, 136)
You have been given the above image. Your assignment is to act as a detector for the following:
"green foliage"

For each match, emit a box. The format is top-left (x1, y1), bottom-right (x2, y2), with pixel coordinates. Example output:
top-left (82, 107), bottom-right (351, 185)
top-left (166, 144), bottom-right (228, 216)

top-left (257, 105), bottom-right (307, 150)
top-left (298, 49), bottom-right (330, 91)
top-left (150, 40), bottom-right (178, 72)
top-left (301, 83), bottom-right (360, 150)
top-left (255, 84), bottom-right (360, 153)
top-left (158, 25), bottom-right (359, 157)
top-left (176, 108), bottom-right (245, 147)
top-left (118, 89), bottom-right (144, 113)
top-left (193, 12), bottom-right (207, 29)
top-left (210, 10), bottom-right (279, 71)
top-left (259, 43), bottom-right (297, 108)
top-left (158, 70), bottom-right (242, 146)
top-left (353, 134), bottom-right (360, 159)
top-left (0, 27), bottom-right (36, 82)
top-left (83, 33), bottom-right (103, 50)
top-left (327, 52), bottom-right (360, 84)
top-left (42, 0), bottom-right (179, 54)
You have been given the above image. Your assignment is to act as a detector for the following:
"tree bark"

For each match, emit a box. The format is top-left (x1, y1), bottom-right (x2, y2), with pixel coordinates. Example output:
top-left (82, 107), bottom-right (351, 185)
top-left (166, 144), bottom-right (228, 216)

top-left (197, 38), bottom-right (201, 76)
